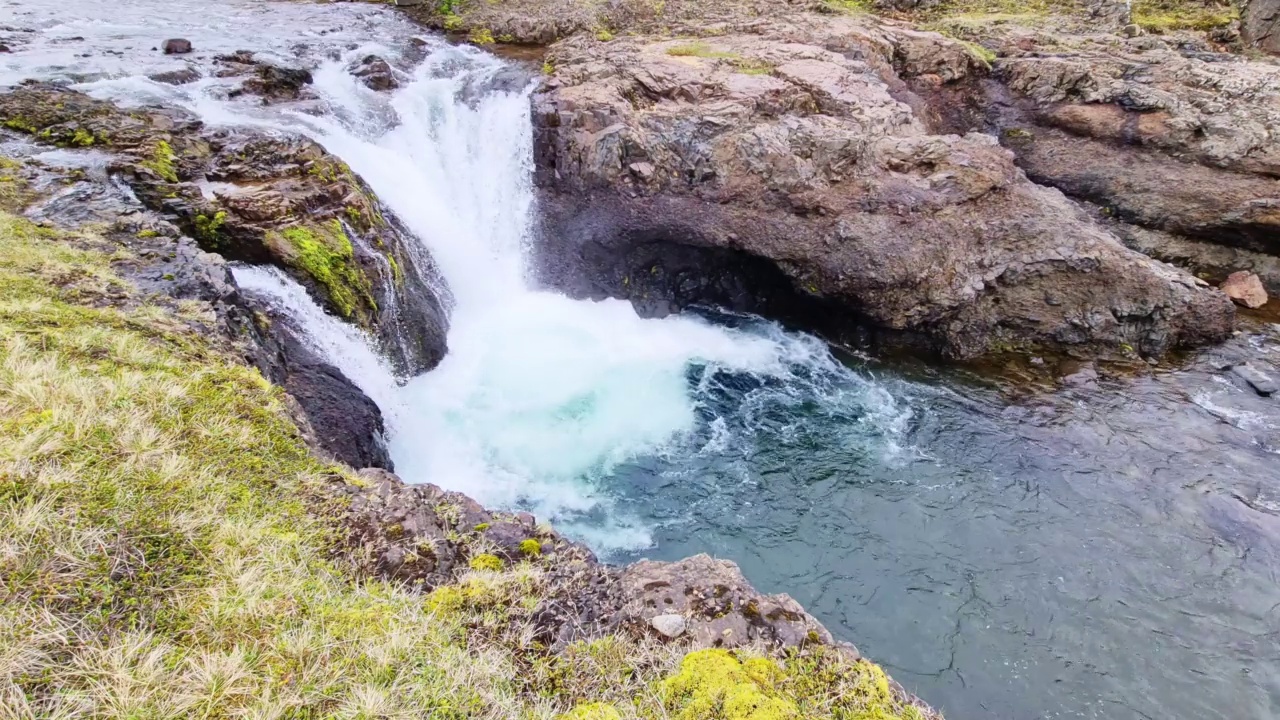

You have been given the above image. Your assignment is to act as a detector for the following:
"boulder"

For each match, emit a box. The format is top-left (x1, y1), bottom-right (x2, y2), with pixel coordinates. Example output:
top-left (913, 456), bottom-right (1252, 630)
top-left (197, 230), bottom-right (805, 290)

top-left (1221, 271), bottom-right (1269, 308)
top-left (234, 63), bottom-right (314, 101)
top-left (350, 54), bottom-right (399, 91)
top-left (616, 555), bottom-right (836, 649)
top-left (162, 38), bottom-right (192, 55)
top-left (532, 31), bottom-right (1234, 360)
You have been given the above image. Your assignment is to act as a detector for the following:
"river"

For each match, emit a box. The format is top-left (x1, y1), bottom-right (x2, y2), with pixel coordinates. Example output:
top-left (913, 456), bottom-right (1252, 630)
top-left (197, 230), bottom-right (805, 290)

top-left (2, 0), bottom-right (1278, 717)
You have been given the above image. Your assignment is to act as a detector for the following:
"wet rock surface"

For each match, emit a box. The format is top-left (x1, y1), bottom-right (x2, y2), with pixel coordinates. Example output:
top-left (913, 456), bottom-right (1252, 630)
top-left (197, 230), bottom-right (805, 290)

top-left (0, 82), bottom-right (449, 376)
top-left (533, 28), bottom-right (1235, 360)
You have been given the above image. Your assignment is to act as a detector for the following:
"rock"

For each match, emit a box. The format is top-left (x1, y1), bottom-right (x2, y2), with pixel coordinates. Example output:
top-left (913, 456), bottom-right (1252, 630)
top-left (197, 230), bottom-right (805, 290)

top-left (1061, 361), bottom-right (1099, 388)
top-left (616, 555), bottom-right (835, 649)
top-left (1231, 363), bottom-right (1279, 396)
top-left (649, 613), bottom-right (687, 639)
top-left (349, 54), bottom-right (398, 91)
top-left (0, 44), bottom-right (11, 54)
top-left (533, 31), bottom-right (1234, 360)
top-left (162, 38), bottom-right (192, 55)
top-left (149, 67), bottom-right (200, 85)
top-left (274, 324), bottom-right (394, 470)
top-left (1242, 0), bottom-right (1280, 54)
top-left (0, 83), bottom-right (449, 376)
top-left (977, 36), bottom-right (1280, 260)
top-left (1221, 271), bottom-right (1269, 309)
top-left (1085, 0), bottom-right (1132, 27)
top-left (234, 63), bottom-right (314, 101)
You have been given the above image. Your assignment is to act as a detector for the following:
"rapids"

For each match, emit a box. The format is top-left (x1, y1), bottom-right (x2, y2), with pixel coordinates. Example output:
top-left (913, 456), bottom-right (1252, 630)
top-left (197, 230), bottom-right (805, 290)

top-left (3, 0), bottom-right (1279, 717)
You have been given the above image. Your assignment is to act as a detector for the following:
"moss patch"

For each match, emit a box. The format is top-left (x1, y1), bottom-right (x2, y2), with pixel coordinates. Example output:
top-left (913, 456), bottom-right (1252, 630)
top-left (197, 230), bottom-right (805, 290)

top-left (273, 220), bottom-right (377, 322)
top-left (1132, 0), bottom-right (1236, 32)
top-left (666, 41), bottom-right (739, 59)
top-left (141, 139), bottom-right (179, 183)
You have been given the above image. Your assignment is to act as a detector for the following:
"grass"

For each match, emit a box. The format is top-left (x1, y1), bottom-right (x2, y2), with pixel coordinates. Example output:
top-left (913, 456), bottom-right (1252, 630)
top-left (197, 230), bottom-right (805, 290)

top-left (666, 41), bottom-right (740, 59)
top-left (1131, 0), bottom-right (1237, 32)
top-left (0, 206), bottom-right (939, 719)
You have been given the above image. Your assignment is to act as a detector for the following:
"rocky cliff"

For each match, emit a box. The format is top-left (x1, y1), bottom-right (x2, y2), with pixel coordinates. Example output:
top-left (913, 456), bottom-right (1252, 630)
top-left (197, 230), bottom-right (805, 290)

top-left (409, 0), bottom-right (1280, 363)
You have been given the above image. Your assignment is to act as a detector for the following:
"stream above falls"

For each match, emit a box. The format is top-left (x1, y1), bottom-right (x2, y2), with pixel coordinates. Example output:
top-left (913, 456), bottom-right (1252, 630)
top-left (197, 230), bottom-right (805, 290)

top-left (3, 0), bottom-right (1280, 717)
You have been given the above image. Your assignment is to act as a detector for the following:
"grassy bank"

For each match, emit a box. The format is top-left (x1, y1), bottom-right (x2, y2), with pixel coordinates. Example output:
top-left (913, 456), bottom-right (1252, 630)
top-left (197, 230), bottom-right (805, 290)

top-left (0, 208), bottom-right (931, 718)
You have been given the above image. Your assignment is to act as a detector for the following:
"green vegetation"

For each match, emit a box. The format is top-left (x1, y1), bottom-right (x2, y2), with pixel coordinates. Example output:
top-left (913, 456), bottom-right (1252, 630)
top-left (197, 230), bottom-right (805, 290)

top-left (470, 27), bottom-right (496, 44)
top-left (822, 0), bottom-right (874, 15)
top-left (274, 220), bottom-right (377, 321)
top-left (520, 538), bottom-right (543, 556)
top-left (595, 27), bottom-right (616, 41)
top-left (1132, 0), bottom-right (1236, 32)
top-left (469, 552), bottom-right (504, 571)
top-left (732, 58), bottom-right (776, 75)
top-left (193, 210), bottom-right (227, 245)
top-left (958, 39), bottom-right (997, 66)
top-left (666, 42), bottom-right (739, 59)
top-left (141, 139), bottom-right (179, 183)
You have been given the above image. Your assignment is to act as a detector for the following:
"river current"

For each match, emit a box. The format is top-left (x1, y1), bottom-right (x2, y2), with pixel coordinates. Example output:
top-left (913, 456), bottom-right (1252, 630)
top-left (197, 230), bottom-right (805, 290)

top-left (3, 0), bottom-right (1279, 717)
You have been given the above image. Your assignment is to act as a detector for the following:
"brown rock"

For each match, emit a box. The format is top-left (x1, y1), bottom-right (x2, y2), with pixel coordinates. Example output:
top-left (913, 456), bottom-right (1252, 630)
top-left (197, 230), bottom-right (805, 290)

top-left (162, 38), bottom-right (192, 55)
top-left (532, 31), bottom-right (1234, 360)
top-left (617, 554), bottom-right (837, 649)
top-left (1221, 271), bottom-right (1269, 308)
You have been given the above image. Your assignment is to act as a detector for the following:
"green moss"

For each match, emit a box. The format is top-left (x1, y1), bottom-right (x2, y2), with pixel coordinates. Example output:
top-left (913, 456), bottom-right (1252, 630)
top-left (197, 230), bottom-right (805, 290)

top-left (958, 39), bottom-right (997, 66)
top-left (666, 42), bottom-right (739, 59)
top-left (275, 221), bottom-right (376, 321)
top-left (141, 140), bottom-right (179, 183)
top-left (595, 28), bottom-right (615, 41)
top-left (192, 211), bottom-right (226, 246)
top-left (2, 117), bottom-right (38, 133)
top-left (474, 522), bottom-right (491, 532)
top-left (470, 27), bottom-right (496, 44)
top-left (469, 553), bottom-right (503, 572)
top-left (559, 702), bottom-right (623, 720)
top-left (519, 538), bottom-right (543, 557)
top-left (135, 229), bottom-right (160, 239)
top-left (386, 254), bottom-right (405, 288)
top-left (822, 0), bottom-right (873, 14)
top-left (443, 13), bottom-right (464, 30)
top-left (543, 60), bottom-right (556, 75)
top-left (732, 58), bottom-right (775, 75)
top-left (1132, 0), bottom-right (1236, 32)
top-left (661, 649), bottom-right (798, 720)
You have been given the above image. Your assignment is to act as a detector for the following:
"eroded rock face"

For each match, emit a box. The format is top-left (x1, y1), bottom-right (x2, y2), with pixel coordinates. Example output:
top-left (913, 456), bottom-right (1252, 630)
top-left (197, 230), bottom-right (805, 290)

top-left (0, 83), bottom-right (449, 375)
top-left (970, 34), bottom-right (1280, 259)
top-left (1243, 0), bottom-right (1280, 54)
top-left (533, 31), bottom-right (1234, 359)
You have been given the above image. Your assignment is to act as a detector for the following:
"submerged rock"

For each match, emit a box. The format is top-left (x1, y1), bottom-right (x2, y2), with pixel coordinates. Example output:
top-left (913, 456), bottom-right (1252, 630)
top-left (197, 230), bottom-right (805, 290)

top-left (532, 30), bottom-right (1234, 360)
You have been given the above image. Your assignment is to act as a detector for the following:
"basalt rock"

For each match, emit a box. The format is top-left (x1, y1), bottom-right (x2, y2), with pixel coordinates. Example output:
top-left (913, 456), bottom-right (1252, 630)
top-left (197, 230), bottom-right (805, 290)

top-left (0, 83), bottom-right (449, 375)
top-left (330, 468), bottom-right (858, 658)
top-left (233, 62), bottom-right (315, 101)
top-left (532, 30), bottom-right (1234, 360)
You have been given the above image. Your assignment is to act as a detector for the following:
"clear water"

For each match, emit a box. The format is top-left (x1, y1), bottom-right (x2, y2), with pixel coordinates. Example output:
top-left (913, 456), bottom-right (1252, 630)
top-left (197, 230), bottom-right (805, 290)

top-left (4, 1), bottom-right (1280, 718)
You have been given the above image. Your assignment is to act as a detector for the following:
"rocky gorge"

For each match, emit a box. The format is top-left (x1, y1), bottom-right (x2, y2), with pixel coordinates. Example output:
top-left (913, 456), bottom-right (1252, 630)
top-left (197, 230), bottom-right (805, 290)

top-left (2, 0), bottom-right (1280, 717)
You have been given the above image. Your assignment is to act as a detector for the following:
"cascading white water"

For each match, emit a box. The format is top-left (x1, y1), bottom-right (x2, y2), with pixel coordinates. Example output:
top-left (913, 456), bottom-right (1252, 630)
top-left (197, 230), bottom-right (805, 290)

top-left (3, 0), bottom-right (908, 552)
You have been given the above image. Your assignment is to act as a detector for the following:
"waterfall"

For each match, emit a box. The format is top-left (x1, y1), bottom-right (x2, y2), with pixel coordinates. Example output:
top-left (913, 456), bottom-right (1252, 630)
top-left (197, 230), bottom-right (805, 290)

top-left (35, 9), bottom-right (908, 553)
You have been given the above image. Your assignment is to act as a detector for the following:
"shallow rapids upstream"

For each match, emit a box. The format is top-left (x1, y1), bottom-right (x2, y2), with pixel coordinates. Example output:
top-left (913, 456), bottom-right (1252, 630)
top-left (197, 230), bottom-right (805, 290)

top-left (4, 0), bottom-right (1280, 718)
